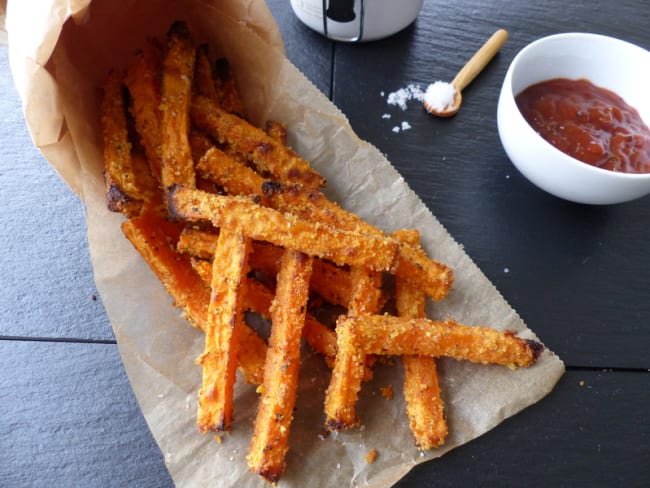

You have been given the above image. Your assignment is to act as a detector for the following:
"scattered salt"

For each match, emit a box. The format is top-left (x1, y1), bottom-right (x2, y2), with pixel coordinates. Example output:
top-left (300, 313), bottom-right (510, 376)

top-left (423, 81), bottom-right (456, 113)
top-left (504, 267), bottom-right (510, 274)
top-left (401, 121), bottom-right (412, 131)
top-left (382, 113), bottom-right (391, 119)
top-left (392, 126), bottom-right (400, 133)
top-left (386, 84), bottom-right (425, 110)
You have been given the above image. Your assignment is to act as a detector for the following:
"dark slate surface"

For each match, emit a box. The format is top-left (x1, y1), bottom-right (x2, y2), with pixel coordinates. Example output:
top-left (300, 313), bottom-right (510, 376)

top-left (0, 48), bottom-right (113, 342)
top-left (1, 0), bottom-right (649, 487)
top-left (0, 340), bottom-right (173, 488)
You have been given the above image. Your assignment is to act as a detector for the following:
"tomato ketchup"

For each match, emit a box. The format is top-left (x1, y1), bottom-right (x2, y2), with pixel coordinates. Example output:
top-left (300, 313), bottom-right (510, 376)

top-left (515, 78), bottom-right (650, 173)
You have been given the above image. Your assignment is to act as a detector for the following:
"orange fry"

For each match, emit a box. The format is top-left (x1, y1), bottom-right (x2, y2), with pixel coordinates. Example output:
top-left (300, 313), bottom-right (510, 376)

top-left (247, 250), bottom-right (313, 483)
top-left (121, 210), bottom-right (266, 385)
top-left (196, 228), bottom-right (252, 432)
top-left (101, 69), bottom-right (144, 217)
top-left (190, 95), bottom-right (326, 188)
top-left (190, 257), bottom-right (337, 366)
top-left (394, 229), bottom-right (448, 450)
top-left (178, 227), bottom-right (353, 308)
top-left (197, 146), bottom-right (264, 199)
top-left (265, 120), bottom-right (288, 145)
top-left (324, 266), bottom-right (382, 430)
top-left (160, 21), bottom-right (197, 189)
top-left (337, 315), bottom-right (544, 368)
top-left (195, 144), bottom-right (453, 301)
top-left (124, 39), bottom-right (164, 180)
top-left (168, 185), bottom-right (399, 272)
top-left (193, 44), bottom-right (219, 102)
top-left (212, 57), bottom-right (245, 116)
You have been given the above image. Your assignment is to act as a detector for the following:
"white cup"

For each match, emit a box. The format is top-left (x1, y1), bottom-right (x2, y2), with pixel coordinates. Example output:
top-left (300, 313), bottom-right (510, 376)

top-left (290, 0), bottom-right (423, 42)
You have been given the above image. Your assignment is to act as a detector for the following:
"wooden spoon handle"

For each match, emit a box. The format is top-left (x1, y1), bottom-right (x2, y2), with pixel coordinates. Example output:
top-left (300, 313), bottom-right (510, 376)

top-left (452, 29), bottom-right (508, 92)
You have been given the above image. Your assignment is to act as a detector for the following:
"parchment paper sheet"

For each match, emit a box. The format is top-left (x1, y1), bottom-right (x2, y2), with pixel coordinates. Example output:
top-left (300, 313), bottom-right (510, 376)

top-left (5, 0), bottom-right (565, 486)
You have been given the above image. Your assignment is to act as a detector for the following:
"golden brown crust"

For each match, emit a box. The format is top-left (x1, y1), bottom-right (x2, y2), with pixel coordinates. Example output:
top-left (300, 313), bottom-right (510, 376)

top-left (212, 57), bottom-right (245, 116)
top-left (247, 250), bottom-right (313, 482)
top-left (394, 230), bottom-right (448, 450)
top-left (191, 95), bottom-right (326, 189)
top-left (124, 39), bottom-right (164, 181)
top-left (101, 69), bottom-right (143, 217)
top-left (337, 315), bottom-right (543, 368)
top-left (167, 185), bottom-right (399, 271)
top-left (177, 227), bottom-right (354, 308)
top-left (195, 140), bottom-right (453, 302)
top-left (160, 22), bottom-right (197, 189)
top-left (324, 266), bottom-right (383, 430)
top-left (191, 256), bottom-right (337, 366)
top-left (196, 229), bottom-right (251, 432)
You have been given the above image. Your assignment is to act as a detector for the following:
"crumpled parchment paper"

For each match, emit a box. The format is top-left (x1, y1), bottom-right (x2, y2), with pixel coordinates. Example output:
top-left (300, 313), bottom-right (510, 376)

top-left (4, 0), bottom-right (565, 486)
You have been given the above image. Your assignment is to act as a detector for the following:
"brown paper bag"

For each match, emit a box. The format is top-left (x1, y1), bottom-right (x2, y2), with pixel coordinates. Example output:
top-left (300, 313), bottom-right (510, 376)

top-left (5, 0), bottom-right (564, 486)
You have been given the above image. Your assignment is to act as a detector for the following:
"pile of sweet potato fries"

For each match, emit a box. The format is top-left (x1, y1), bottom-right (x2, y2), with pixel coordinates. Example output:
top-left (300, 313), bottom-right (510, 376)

top-left (101, 21), bottom-right (544, 484)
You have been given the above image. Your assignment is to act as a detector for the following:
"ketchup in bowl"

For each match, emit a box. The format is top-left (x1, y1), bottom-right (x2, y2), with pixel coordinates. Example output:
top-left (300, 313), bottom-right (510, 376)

top-left (515, 78), bottom-right (650, 174)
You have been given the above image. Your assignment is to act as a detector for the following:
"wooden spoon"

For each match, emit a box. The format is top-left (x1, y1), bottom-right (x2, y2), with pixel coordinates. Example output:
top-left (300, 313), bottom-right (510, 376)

top-left (424, 29), bottom-right (509, 117)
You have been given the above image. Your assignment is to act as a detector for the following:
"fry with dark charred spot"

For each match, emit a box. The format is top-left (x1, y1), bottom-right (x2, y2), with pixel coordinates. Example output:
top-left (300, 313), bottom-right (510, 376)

top-left (191, 95), bottom-right (326, 189)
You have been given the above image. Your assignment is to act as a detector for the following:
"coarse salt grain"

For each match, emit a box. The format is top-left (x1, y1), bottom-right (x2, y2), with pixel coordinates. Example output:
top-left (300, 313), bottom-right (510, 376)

top-left (386, 84), bottom-right (425, 110)
top-left (424, 81), bottom-right (456, 113)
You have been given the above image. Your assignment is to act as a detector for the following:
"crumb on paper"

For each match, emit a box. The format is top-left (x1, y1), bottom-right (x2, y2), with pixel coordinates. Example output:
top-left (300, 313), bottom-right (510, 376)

top-left (213, 434), bottom-right (223, 444)
top-left (380, 385), bottom-right (394, 400)
top-left (365, 449), bottom-right (379, 464)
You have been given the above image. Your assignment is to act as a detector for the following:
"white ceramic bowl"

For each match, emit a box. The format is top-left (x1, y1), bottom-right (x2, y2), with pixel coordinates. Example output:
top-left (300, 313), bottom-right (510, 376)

top-left (497, 33), bottom-right (650, 205)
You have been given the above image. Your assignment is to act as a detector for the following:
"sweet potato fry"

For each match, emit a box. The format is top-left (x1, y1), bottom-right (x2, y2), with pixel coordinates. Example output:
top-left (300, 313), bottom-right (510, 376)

top-left (101, 69), bottom-right (145, 217)
top-left (212, 57), bottom-right (245, 116)
top-left (160, 21), bottom-right (197, 189)
top-left (336, 315), bottom-right (544, 368)
top-left (195, 142), bottom-right (453, 301)
top-left (247, 250), bottom-right (313, 483)
top-left (124, 39), bottom-right (164, 181)
top-left (121, 209), bottom-right (266, 385)
top-left (394, 229), bottom-right (448, 450)
top-left (168, 185), bottom-right (399, 271)
top-left (190, 95), bottom-right (326, 188)
top-left (265, 120), bottom-right (288, 145)
top-left (197, 146), bottom-right (265, 199)
top-left (193, 44), bottom-right (219, 102)
top-left (178, 227), bottom-right (353, 308)
top-left (324, 266), bottom-right (382, 430)
top-left (191, 257), bottom-right (337, 366)
top-left (196, 228), bottom-right (252, 432)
